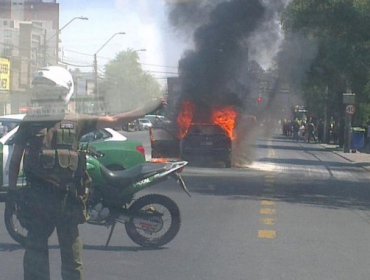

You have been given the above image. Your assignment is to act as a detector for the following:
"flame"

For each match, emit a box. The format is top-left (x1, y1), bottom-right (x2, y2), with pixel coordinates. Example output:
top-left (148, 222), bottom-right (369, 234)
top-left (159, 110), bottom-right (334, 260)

top-left (212, 106), bottom-right (238, 140)
top-left (177, 101), bottom-right (195, 139)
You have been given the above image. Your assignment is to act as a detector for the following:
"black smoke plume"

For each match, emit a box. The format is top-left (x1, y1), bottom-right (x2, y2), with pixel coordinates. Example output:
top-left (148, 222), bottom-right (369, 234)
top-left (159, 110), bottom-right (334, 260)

top-left (169, 0), bottom-right (266, 122)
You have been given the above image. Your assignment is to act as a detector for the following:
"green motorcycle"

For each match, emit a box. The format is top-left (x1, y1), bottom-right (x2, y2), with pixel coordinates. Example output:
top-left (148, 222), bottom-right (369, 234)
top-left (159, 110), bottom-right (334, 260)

top-left (5, 147), bottom-right (190, 248)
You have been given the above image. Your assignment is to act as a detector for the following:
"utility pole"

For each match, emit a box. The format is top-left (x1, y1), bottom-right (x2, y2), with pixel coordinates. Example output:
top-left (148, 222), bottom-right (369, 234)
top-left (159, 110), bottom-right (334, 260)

top-left (323, 86), bottom-right (328, 143)
top-left (43, 30), bottom-right (47, 66)
top-left (93, 32), bottom-right (125, 114)
top-left (93, 53), bottom-right (98, 112)
top-left (342, 91), bottom-right (356, 153)
top-left (40, 16), bottom-right (88, 67)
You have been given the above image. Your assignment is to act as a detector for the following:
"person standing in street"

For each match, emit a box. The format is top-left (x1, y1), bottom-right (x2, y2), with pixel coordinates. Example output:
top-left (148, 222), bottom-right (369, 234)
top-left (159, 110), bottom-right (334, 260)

top-left (292, 119), bottom-right (300, 142)
top-left (8, 66), bottom-right (163, 280)
top-left (307, 118), bottom-right (316, 143)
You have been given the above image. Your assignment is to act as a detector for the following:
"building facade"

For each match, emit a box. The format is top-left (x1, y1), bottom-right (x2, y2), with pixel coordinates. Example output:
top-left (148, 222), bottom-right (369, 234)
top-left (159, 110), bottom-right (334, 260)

top-left (0, 0), bottom-right (59, 114)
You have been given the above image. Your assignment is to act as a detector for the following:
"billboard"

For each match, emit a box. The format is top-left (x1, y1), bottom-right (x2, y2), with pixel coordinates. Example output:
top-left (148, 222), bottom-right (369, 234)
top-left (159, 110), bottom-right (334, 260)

top-left (0, 58), bottom-right (10, 91)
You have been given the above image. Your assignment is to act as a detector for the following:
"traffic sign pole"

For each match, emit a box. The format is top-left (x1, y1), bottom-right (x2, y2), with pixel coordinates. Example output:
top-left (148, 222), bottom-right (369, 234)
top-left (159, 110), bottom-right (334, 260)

top-left (343, 92), bottom-right (356, 153)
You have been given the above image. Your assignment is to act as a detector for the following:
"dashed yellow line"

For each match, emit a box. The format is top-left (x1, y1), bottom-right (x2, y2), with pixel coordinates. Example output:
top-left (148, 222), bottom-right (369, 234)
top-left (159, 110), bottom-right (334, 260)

top-left (258, 230), bottom-right (277, 239)
top-left (258, 160), bottom-right (278, 240)
top-left (261, 200), bottom-right (275, 206)
top-left (261, 218), bottom-right (275, 225)
top-left (260, 208), bottom-right (276, 215)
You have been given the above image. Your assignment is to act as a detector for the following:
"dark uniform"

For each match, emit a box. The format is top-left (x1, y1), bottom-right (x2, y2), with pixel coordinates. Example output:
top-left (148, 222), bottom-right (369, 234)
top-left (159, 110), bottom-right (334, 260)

top-left (13, 113), bottom-right (96, 280)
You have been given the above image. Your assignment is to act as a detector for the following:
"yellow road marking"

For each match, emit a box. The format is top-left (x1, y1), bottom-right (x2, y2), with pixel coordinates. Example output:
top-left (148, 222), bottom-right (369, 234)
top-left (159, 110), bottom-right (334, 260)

top-left (261, 218), bottom-right (275, 225)
top-left (261, 200), bottom-right (275, 206)
top-left (259, 163), bottom-right (278, 240)
top-left (260, 208), bottom-right (276, 215)
top-left (258, 230), bottom-right (277, 239)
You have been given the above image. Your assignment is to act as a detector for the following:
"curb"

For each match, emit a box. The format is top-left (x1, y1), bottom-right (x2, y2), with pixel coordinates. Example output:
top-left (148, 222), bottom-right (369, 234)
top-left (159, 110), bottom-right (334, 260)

top-left (331, 150), bottom-right (354, 163)
top-left (321, 144), bottom-right (370, 171)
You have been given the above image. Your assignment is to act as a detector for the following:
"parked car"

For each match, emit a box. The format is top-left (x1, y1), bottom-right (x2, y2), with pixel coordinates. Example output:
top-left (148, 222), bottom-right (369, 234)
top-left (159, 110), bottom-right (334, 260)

top-left (122, 121), bottom-right (137, 132)
top-left (0, 114), bottom-right (146, 189)
top-left (150, 121), bottom-right (180, 159)
top-left (144, 115), bottom-right (171, 128)
top-left (180, 123), bottom-right (232, 167)
top-left (0, 114), bottom-right (25, 138)
top-left (137, 118), bottom-right (153, 130)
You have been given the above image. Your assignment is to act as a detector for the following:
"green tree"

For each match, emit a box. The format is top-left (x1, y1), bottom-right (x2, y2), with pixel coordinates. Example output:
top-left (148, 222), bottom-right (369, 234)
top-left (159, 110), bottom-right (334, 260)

top-left (281, 0), bottom-right (370, 124)
top-left (100, 49), bottom-right (163, 114)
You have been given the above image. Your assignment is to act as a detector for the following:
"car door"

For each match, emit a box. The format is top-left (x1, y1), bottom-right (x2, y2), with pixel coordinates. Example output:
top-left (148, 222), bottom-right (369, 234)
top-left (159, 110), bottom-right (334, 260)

top-left (1, 127), bottom-right (25, 188)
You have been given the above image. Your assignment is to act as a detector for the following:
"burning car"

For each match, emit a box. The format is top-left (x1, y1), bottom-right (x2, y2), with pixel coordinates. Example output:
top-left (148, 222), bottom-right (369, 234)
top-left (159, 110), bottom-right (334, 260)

top-left (180, 123), bottom-right (232, 167)
top-left (150, 101), bottom-right (238, 167)
top-left (177, 102), bottom-right (237, 167)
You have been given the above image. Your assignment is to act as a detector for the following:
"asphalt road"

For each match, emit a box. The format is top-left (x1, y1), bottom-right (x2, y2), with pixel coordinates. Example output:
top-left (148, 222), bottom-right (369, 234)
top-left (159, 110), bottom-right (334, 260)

top-left (1, 132), bottom-right (370, 279)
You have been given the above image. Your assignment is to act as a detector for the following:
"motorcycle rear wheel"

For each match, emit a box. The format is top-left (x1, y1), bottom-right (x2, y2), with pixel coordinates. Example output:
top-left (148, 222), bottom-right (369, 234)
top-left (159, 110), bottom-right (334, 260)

top-left (125, 194), bottom-right (181, 248)
top-left (4, 200), bottom-right (27, 246)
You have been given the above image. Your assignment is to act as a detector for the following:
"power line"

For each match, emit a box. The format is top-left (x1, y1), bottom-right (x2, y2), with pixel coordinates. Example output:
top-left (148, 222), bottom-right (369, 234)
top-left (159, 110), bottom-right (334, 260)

top-left (145, 70), bottom-right (178, 75)
top-left (141, 63), bottom-right (177, 69)
top-left (63, 49), bottom-right (178, 69)
top-left (59, 60), bottom-right (93, 68)
top-left (62, 49), bottom-right (93, 57)
top-left (152, 77), bottom-right (172, 80)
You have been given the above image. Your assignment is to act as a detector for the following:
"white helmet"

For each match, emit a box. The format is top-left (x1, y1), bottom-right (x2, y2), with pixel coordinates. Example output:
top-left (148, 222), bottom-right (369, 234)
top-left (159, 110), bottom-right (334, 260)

top-left (32, 66), bottom-right (74, 104)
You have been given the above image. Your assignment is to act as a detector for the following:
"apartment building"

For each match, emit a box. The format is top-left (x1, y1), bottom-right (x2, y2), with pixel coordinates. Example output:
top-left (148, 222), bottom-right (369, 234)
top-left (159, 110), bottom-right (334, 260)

top-left (0, 0), bottom-right (59, 114)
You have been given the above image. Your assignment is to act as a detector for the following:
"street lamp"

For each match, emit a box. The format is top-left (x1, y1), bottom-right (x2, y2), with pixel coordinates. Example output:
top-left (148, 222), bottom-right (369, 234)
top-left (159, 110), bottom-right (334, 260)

top-left (47, 16), bottom-right (88, 42)
top-left (93, 32), bottom-right (126, 113)
top-left (134, 49), bottom-right (147, 52)
top-left (41, 16), bottom-right (88, 66)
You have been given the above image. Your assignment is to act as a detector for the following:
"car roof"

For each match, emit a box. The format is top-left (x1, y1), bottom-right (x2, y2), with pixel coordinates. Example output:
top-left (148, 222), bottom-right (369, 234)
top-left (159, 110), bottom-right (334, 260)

top-left (0, 114), bottom-right (26, 122)
top-left (103, 128), bottom-right (127, 141)
top-left (0, 125), bottom-right (127, 144)
top-left (145, 114), bottom-right (165, 119)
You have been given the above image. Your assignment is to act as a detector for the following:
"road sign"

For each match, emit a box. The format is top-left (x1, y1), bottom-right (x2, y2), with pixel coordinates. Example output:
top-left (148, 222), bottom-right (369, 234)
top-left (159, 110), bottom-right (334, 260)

top-left (346, 104), bottom-right (355, 115)
top-left (343, 92), bottom-right (356, 104)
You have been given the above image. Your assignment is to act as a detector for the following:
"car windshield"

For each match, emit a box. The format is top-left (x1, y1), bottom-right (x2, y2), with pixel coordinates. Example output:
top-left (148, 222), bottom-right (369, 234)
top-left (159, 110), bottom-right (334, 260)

top-left (80, 129), bottom-right (112, 143)
top-left (2, 1), bottom-right (370, 280)
top-left (0, 122), bottom-right (18, 138)
top-left (188, 124), bottom-right (226, 135)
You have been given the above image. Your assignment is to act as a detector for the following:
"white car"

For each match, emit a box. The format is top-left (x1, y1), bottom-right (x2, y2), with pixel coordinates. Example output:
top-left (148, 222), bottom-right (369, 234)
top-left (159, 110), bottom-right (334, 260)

top-left (0, 114), bottom-right (146, 190)
top-left (137, 118), bottom-right (153, 130)
top-left (144, 114), bottom-right (171, 128)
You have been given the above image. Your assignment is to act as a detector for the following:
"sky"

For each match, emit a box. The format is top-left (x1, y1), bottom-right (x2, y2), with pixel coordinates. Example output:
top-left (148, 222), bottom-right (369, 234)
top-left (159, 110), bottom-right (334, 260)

top-left (58, 0), bottom-right (189, 82)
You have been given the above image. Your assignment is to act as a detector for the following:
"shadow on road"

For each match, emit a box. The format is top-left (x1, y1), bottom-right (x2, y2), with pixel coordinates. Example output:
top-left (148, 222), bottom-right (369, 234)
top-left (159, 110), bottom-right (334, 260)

top-left (258, 157), bottom-right (370, 170)
top-left (255, 144), bottom-right (331, 153)
top-left (0, 242), bottom-right (23, 252)
top-left (187, 174), bottom-right (370, 211)
top-left (0, 242), bottom-right (168, 252)
top-left (185, 135), bottom-right (370, 211)
top-left (83, 244), bottom-right (167, 252)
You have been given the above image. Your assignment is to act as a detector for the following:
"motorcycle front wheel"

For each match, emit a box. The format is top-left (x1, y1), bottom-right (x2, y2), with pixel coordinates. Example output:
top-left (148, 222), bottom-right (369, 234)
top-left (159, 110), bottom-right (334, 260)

top-left (125, 194), bottom-right (181, 248)
top-left (4, 200), bottom-right (27, 246)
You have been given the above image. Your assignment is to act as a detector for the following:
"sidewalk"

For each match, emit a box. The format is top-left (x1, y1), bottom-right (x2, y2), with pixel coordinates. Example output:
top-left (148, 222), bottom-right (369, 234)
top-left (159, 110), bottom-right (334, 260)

top-left (321, 143), bottom-right (370, 170)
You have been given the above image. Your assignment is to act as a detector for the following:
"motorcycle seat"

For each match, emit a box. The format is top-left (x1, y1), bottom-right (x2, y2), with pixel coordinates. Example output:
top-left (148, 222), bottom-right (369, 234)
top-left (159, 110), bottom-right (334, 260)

top-left (100, 162), bottom-right (168, 187)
